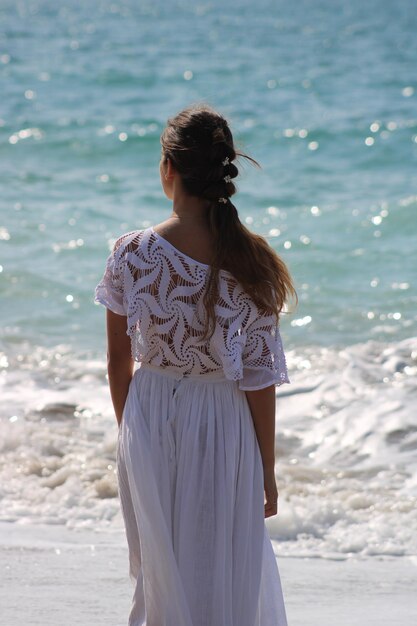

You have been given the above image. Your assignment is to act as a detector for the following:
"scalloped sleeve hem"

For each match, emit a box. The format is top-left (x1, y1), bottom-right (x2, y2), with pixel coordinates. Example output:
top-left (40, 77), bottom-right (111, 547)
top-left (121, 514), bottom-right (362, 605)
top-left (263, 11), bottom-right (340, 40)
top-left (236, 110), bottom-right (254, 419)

top-left (94, 284), bottom-right (126, 316)
top-left (238, 367), bottom-right (291, 391)
top-left (238, 312), bottom-right (290, 391)
top-left (94, 242), bottom-right (127, 316)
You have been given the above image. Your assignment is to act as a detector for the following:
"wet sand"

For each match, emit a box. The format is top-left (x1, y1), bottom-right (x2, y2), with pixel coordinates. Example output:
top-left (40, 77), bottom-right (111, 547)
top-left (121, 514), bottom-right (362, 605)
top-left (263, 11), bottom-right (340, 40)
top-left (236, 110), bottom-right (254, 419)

top-left (1, 521), bottom-right (416, 626)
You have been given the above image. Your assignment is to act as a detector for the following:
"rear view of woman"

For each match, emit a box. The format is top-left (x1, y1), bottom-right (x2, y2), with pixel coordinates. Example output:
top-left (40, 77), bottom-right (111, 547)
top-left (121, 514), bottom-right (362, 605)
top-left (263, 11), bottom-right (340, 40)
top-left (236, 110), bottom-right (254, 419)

top-left (95, 103), bottom-right (297, 626)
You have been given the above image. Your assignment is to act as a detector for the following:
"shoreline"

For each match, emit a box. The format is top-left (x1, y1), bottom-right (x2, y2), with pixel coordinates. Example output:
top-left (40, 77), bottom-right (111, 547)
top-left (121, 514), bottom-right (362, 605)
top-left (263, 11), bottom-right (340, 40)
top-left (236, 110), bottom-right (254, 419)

top-left (1, 521), bottom-right (416, 625)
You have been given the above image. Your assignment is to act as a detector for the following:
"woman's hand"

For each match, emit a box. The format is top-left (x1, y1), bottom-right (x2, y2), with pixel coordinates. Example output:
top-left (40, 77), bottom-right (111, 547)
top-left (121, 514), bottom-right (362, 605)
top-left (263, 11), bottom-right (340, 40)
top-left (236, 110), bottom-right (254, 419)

top-left (264, 467), bottom-right (279, 518)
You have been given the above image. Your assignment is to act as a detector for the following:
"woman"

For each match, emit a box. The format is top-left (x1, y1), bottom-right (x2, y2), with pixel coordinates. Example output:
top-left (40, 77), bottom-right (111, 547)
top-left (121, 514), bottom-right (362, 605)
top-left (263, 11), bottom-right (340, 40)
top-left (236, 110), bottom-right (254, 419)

top-left (95, 103), bottom-right (297, 626)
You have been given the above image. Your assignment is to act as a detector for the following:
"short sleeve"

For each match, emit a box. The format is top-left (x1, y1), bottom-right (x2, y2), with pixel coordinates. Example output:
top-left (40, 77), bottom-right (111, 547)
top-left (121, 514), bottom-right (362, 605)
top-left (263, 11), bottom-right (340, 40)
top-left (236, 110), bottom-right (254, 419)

top-left (94, 237), bottom-right (127, 316)
top-left (238, 313), bottom-right (290, 391)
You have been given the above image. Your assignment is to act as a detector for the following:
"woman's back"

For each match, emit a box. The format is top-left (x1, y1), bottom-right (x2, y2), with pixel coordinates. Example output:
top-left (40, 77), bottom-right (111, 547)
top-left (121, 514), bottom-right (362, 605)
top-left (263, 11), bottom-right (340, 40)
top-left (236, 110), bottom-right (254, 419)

top-left (95, 225), bottom-right (290, 391)
top-left (152, 219), bottom-right (216, 268)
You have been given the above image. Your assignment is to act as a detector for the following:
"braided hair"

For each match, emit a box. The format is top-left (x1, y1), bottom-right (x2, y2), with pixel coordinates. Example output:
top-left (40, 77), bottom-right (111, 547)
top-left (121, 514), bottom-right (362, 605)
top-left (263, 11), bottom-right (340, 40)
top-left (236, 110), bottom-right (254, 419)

top-left (160, 103), bottom-right (297, 341)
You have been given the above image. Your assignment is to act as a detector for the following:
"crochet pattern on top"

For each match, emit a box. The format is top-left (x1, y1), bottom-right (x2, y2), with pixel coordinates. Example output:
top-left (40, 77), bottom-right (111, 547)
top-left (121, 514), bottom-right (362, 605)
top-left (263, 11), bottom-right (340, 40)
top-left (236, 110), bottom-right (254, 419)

top-left (94, 227), bottom-right (290, 391)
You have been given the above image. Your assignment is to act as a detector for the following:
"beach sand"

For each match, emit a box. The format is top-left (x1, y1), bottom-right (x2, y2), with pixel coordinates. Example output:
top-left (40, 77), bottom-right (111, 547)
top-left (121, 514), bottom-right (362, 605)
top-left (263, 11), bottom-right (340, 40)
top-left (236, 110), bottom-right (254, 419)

top-left (1, 521), bottom-right (416, 625)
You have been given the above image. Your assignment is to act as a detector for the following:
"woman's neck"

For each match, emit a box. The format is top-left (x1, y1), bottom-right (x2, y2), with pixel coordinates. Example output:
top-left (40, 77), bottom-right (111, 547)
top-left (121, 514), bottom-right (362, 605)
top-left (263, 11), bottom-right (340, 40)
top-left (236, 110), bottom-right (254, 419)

top-left (169, 200), bottom-right (210, 226)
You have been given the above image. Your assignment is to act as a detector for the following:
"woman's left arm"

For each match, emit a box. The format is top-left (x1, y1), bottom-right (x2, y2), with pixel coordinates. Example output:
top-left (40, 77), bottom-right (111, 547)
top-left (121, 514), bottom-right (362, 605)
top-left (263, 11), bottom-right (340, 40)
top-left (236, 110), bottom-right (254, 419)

top-left (106, 308), bottom-right (135, 427)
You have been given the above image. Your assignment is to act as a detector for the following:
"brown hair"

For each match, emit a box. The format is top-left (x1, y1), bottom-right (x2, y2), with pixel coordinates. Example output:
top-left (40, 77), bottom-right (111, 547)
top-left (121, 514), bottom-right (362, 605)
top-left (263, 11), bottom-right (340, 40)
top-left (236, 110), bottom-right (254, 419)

top-left (160, 103), bottom-right (298, 340)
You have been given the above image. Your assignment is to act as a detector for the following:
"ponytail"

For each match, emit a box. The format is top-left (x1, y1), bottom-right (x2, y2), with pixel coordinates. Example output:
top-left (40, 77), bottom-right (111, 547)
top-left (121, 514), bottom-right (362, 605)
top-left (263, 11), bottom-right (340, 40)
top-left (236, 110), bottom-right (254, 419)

top-left (202, 195), bottom-right (297, 340)
top-left (160, 103), bottom-right (298, 340)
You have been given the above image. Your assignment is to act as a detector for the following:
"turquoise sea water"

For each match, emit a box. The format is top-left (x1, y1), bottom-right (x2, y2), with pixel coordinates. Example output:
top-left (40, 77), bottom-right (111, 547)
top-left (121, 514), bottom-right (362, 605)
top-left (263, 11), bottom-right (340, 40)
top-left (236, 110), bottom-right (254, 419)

top-left (1, 0), bottom-right (416, 352)
top-left (1, 1), bottom-right (416, 554)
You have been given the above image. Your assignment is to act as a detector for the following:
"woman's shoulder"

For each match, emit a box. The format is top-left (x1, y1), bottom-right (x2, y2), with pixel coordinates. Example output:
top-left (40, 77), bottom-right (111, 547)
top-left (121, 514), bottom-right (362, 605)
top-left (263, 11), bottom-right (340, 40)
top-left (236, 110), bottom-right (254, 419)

top-left (112, 228), bottom-right (147, 255)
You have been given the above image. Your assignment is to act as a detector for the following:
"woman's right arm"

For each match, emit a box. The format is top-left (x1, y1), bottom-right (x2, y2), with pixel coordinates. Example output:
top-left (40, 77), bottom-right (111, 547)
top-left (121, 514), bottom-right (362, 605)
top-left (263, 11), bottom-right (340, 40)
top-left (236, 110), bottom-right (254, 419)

top-left (106, 309), bottom-right (135, 427)
top-left (245, 385), bottom-right (279, 519)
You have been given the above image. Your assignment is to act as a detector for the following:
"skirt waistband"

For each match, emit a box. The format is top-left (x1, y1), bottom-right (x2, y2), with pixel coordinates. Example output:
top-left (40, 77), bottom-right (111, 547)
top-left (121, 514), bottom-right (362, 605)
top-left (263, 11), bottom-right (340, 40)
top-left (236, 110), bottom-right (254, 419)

top-left (138, 362), bottom-right (229, 383)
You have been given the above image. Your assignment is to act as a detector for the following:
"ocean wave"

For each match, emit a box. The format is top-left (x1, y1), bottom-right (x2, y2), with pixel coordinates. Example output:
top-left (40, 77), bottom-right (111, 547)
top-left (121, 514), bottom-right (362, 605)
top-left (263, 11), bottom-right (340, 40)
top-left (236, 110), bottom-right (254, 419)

top-left (1, 338), bottom-right (416, 559)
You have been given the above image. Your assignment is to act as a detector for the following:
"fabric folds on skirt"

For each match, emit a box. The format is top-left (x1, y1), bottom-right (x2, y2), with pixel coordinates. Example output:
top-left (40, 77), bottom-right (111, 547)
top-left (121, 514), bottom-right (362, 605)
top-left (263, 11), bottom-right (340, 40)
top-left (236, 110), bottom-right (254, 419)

top-left (116, 363), bottom-right (288, 626)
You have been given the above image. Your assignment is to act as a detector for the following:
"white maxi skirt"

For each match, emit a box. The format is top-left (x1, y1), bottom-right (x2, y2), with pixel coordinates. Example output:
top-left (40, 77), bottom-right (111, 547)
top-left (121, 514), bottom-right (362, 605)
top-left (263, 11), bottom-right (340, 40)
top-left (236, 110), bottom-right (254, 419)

top-left (117, 362), bottom-right (288, 626)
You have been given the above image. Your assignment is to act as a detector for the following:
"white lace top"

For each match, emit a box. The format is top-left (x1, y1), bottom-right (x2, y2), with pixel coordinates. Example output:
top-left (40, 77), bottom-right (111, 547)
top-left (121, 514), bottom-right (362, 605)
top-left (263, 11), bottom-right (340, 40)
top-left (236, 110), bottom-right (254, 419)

top-left (94, 227), bottom-right (290, 391)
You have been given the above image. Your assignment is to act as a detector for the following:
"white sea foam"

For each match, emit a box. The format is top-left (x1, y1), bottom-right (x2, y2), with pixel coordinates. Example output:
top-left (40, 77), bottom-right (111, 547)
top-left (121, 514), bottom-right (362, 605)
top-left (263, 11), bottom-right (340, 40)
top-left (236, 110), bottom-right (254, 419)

top-left (268, 337), bottom-right (417, 559)
top-left (1, 338), bottom-right (416, 559)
